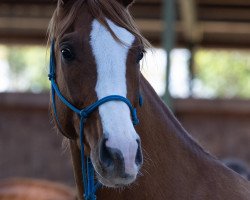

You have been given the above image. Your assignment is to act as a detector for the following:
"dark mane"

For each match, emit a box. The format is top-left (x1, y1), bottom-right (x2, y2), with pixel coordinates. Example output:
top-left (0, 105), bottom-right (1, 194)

top-left (48, 0), bottom-right (150, 48)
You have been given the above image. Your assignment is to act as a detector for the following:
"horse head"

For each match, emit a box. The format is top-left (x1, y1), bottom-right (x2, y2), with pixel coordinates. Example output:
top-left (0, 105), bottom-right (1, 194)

top-left (49, 0), bottom-right (148, 188)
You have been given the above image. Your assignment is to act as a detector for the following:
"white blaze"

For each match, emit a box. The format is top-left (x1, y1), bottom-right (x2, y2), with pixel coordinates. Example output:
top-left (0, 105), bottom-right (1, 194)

top-left (90, 19), bottom-right (139, 175)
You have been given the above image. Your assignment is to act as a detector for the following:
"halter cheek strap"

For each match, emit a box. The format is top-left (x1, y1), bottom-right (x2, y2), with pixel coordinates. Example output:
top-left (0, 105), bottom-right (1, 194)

top-left (48, 40), bottom-right (141, 200)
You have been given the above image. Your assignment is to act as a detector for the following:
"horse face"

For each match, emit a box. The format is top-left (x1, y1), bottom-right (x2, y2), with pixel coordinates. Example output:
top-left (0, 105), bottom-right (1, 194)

top-left (53, 1), bottom-right (143, 187)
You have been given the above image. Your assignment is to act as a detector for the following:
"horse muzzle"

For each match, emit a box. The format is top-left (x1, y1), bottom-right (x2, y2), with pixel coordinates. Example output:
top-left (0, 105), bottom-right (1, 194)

top-left (93, 136), bottom-right (143, 187)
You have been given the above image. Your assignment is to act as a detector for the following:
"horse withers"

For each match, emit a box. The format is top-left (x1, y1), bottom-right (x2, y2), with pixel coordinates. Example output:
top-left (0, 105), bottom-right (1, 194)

top-left (48, 0), bottom-right (250, 199)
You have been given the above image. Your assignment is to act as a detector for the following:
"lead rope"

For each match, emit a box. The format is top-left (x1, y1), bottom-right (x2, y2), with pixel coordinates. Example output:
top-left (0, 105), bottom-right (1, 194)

top-left (79, 116), bottom-right (100, 200)
top-left (48, 40), bottom-right (140, 200)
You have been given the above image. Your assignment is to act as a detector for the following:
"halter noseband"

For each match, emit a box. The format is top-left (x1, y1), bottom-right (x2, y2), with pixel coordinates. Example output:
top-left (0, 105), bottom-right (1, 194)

top-left (48, 40), bottom-right (140, 200)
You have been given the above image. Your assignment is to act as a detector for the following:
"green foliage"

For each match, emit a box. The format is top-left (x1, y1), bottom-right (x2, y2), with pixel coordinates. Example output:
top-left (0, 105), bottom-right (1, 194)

top-left (194, 50), bottom-right (250, 98)
top-left (3, 45), bottom-right (250, 99)
top-left (7, 45), bottom-right (49, 92)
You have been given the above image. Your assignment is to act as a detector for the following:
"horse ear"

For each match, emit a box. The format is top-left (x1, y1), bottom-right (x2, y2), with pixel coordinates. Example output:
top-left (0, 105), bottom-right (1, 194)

top-left (118, 0), bottom-right (135, 7)
top-left (59, 0), bottom-right (74, 6)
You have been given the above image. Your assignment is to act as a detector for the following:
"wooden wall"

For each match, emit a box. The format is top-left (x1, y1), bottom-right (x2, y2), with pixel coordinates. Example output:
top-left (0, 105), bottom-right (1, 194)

top-left (174, 99), bottom-right (250, 165)
top-left (0, 93), bottom-right (74, 186)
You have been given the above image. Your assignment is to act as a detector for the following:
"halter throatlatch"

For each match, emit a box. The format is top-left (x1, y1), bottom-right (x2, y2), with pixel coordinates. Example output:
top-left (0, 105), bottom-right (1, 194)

top-left (48, 40), bottom-right (140, 200)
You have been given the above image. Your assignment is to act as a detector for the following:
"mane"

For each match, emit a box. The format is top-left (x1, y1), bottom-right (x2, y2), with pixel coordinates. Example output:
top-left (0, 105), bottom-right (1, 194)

top-left (48, 0), bottom-right (151, 49)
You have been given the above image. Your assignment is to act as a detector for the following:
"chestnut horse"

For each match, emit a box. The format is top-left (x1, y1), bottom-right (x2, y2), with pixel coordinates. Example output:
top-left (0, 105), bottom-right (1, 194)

top-left (0, 178), bottom-right (75, 200)
top-left (48, 0), bottom-right (250, 199)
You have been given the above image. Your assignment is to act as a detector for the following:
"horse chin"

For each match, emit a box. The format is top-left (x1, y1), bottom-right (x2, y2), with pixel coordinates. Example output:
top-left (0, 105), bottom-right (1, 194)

top-left (95, 171), bottom-right (137, 188)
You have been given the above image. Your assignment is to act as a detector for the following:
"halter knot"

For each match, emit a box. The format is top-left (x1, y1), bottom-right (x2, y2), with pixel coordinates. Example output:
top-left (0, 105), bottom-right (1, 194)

top-left (48, 73), bottom-right (55, 80)
top-left (80, 110), bottom-right (88, 119)
top-left (132, 109), bottom-right (139, 125)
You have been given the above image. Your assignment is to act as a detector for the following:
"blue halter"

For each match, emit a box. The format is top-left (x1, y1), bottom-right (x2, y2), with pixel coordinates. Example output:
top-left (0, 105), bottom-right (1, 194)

top-left (48, 40), bottom-right (140, 200)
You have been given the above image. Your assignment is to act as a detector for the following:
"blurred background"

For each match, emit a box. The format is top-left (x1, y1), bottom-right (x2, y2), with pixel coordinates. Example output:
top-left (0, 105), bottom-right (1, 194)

top-left (0, 0), bottom-right (250, 188)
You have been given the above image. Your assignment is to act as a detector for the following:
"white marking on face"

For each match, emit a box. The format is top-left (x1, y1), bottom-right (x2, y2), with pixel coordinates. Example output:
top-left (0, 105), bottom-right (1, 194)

top-left (90, 19), bottom-right (139, 176)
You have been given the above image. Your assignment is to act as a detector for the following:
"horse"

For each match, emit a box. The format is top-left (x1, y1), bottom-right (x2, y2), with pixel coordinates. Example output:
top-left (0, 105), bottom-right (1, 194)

top-left (0, 178), bottom-right (76, 200)
top-left (48, 0), bottom-right (250, 199)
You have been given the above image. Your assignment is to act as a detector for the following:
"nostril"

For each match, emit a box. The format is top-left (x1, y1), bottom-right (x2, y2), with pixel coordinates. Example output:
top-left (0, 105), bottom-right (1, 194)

top-left (100, 138), bottom-right (112, 168)
top-left (100, 138), bottom-right (113, 168)
top-left (135, 139), bottom-right (143, 166)
top-left (99, 138), bottom-right (126, 173)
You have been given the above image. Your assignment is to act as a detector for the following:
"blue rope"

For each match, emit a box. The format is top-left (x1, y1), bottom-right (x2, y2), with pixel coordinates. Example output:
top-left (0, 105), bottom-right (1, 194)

top-left (48, 40), bottom-right (140, 200)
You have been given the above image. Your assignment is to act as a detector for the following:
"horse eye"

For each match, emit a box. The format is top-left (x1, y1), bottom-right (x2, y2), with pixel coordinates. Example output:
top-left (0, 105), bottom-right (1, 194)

top-left (136, 51), bottom-right (144, 64)
top-left (61, 48), bottom-right (74, 61)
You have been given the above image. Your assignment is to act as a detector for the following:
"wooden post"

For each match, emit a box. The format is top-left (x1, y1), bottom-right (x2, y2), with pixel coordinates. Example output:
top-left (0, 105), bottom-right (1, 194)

top-left (178, 0), bottom-right (203, 97)
top-left (162, 0), bottom-right (176, 109)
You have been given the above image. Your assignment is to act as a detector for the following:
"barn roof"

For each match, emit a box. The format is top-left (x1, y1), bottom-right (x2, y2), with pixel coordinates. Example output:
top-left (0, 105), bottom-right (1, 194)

top-left (0, 0), bottom-right (250, 48)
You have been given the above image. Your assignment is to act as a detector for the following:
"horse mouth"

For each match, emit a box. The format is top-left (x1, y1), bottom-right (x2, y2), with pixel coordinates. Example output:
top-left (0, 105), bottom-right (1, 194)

top-left (95, 170), bottom-right (137, 188)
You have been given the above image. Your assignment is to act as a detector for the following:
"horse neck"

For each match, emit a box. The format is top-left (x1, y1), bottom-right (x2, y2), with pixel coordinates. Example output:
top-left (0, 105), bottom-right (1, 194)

top-left (137, 75), bottom-right (249, 196)
top-left (138, 75), bottom-right (212, 168)
top-left (69, 75), bottom-right (250, 200)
